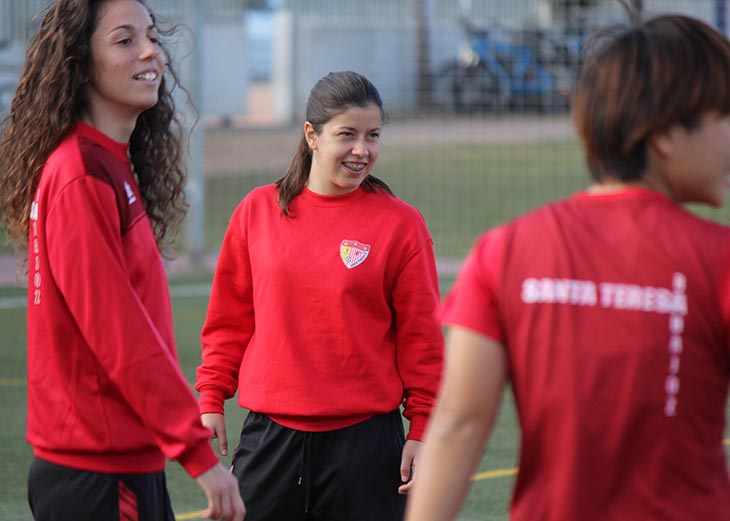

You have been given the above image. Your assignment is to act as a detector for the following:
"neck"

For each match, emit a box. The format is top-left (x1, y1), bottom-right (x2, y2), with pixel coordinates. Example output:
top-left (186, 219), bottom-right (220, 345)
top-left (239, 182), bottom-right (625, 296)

top-left (81, 111), bottom-right (137, 143)
top-left (588, 169), bottom-right (674, 199)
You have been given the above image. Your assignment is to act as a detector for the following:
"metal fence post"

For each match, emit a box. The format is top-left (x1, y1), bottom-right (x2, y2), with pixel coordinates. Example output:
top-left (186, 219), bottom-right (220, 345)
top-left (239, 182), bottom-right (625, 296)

top-left (716, 0), bottom-right (727, 35)
top-left (186, 0), bottom-right (206, 262)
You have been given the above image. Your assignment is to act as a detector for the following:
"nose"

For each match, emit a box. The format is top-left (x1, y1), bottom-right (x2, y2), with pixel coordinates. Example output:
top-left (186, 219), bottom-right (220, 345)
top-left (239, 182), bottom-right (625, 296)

top-left (352, 138), bottom-right (369, 157)
top-left (140, 39), bottom-right (161, 61)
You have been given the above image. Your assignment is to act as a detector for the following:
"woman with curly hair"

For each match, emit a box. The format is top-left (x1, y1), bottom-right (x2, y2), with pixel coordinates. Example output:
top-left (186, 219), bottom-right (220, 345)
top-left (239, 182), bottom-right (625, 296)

top-left (0, 1), bottom-right (244, 520)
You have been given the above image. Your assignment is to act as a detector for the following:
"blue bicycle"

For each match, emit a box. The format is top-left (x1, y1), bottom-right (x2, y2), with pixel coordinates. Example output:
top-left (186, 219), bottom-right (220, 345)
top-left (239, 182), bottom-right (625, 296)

top-left (437, 18), bottom-right (573, 114)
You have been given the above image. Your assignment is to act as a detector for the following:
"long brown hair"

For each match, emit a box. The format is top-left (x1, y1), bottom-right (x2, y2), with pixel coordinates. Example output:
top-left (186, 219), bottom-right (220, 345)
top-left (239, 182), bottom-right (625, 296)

top-left (573, 14), bottom-right (730, 181)
top-left (276, 71), bottom-right (393, 216)
top-left (0, 0), bottom-right (188, 255)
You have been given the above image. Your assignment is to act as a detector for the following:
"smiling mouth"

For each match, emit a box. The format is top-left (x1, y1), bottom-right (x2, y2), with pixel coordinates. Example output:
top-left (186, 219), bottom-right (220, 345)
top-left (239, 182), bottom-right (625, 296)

top-left (133, 71), bottom-right (158, 81)
top-left (343, 162), bottom-right (366, 172)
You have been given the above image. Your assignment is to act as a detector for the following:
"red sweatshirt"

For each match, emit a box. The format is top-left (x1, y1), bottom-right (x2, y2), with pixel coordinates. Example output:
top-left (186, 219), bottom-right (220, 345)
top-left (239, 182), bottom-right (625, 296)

top-left (26, 122), bottom-right (218, 477)
top-left (196, 184), bottom-right (444, 440)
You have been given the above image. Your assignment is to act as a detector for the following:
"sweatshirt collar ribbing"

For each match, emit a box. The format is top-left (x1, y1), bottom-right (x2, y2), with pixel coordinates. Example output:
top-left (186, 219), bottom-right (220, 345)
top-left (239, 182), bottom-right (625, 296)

top-left (573, 186), bottom-right (674, 205)
top-left (74, 121), bottom-right (130, 163)
top-left (298, 186), bottom-right (369, 207)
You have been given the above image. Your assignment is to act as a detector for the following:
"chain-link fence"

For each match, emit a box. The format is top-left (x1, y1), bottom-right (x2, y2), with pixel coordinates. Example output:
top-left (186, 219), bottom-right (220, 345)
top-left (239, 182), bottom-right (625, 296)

top-left (1, 0), bottom-right (729, 266)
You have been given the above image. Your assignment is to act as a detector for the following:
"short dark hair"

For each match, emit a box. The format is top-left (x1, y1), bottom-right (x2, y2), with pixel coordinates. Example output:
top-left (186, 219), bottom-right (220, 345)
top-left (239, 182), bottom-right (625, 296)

top-left (573, 14), bottom-right (730, 181)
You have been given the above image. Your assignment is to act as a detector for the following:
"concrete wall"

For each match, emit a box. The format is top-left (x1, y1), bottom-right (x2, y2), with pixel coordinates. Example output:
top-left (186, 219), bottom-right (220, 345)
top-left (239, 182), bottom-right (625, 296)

top-left (201, 21), bottom-right (248, 117)
top-left (271, 15), bottom-right (464, 122)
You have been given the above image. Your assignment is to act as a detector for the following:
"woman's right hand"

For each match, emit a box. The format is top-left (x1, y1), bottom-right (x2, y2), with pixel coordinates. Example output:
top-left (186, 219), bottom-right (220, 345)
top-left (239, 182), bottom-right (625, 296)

top-left (202, 412), bottom-right (229, 456)
top-left (196, 463), bottom-right (245, 521)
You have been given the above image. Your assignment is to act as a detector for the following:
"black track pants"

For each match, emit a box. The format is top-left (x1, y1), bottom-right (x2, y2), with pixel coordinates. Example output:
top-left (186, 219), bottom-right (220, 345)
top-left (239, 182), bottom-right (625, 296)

top-left (231, 409), bottom-right (407, 521)
top-left (27, 456), bottom-right (175, 521)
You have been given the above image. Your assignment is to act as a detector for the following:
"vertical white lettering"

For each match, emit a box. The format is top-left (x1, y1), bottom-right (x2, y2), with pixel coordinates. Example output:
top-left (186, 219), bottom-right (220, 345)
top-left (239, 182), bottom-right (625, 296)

top-left (669, 315), bottom-right (684, 334)
top-left (665, 375), bottom-right (680, 395)
top-left (671, 294), bottom-right (688, 315)
top-left (664, 272), bottom-right (687, 417)
top-left (673, 272), bottom-right (686, 292)
top-left (668, 336), bottom-right (682, 354)
top-left (668, 354), bottom-right (681, 374)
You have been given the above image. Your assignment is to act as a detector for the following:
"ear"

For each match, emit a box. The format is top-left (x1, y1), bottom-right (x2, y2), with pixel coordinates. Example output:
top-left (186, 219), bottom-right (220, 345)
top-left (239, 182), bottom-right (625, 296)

top-left (304, 122), bottom-right (317, 151)
top-left (648, 125), bottom-right (677, 158)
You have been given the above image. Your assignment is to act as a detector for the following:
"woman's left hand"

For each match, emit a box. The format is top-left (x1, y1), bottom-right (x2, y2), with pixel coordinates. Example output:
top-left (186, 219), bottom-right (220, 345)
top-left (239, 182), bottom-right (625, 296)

top-left (398, 439), bottom-right (422, 494)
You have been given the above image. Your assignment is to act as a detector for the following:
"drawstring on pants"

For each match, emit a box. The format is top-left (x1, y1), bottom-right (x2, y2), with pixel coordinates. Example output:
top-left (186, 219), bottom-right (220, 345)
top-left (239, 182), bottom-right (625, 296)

top-left (297, 432), bottom-right (313, 514)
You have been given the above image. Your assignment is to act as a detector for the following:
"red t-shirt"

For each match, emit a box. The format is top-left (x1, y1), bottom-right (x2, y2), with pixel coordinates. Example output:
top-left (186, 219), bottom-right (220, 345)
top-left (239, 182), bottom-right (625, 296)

top-left (444, 188), bottom-right (730, 520)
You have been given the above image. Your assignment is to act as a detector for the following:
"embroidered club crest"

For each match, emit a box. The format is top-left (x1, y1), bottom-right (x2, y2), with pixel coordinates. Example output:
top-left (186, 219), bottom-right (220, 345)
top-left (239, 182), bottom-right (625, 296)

top-left (340, 240), bottom-right (371, 269)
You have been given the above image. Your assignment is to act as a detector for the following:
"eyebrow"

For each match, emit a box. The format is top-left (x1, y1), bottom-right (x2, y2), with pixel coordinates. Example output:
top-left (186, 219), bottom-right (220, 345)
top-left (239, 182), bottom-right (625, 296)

top-left (338, 126), bottom-right (382, 132)
top-left (108, 23), bottom-right (157, 35)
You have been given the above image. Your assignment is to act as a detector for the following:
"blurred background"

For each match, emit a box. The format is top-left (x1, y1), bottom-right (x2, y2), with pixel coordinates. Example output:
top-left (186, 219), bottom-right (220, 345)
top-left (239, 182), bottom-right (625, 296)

top-left (2, 0), bottom-right (729, 277)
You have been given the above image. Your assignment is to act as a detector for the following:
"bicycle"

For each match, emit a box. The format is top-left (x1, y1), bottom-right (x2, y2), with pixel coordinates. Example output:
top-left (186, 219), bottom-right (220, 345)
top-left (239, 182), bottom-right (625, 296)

top-left (435, 18), bottom-right (574, 114)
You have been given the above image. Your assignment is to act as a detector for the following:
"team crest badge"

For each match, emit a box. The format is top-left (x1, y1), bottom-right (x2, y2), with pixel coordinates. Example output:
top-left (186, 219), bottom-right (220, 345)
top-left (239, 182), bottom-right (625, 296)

top-left (340, 240), bottom-right (371, 269)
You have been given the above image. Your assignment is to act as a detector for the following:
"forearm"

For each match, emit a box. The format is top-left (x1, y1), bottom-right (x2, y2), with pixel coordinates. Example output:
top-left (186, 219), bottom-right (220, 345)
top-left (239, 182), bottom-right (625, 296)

top-left (406, 326), bottom-right (508, 521)
top-left (406, 407), bottom-right (495, 520)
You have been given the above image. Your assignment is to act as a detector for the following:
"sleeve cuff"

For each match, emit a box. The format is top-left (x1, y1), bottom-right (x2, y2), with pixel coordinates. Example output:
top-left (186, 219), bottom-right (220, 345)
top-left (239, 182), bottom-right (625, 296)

top-left (177, 439), bottom-right (220, 478)
top-left (198, 388), bottom-right (226, 415)
top-left (406, 414), bottom-right (428, 441)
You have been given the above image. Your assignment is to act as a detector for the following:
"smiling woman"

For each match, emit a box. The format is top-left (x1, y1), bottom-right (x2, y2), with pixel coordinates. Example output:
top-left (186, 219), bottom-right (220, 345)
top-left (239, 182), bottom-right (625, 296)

top-left (83, 0), bottom-right (165, 140)
top-left (304, 104), bottom-right (383, 196)
top-left (195, 71), bottom-right (445, 521)
top-left (0, 1), bottom-right (243, 520)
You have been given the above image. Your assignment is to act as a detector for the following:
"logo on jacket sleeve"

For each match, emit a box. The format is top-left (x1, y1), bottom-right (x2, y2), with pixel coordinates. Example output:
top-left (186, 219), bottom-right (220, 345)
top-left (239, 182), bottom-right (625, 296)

top-left (124, 181), bottom-right (137, 205)
top-left (340, 240), bottom-right (371, 269)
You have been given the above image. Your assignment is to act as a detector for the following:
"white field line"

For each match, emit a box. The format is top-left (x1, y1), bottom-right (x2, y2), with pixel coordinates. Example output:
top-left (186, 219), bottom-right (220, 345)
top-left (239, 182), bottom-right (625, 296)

top-left (0, 283), bottom-right (213, 310)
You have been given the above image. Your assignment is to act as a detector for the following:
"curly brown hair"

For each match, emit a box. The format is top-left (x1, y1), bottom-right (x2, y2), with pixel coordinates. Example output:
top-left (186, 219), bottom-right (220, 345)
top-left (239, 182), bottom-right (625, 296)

top-left (0, 0), bottom-right (188, 256)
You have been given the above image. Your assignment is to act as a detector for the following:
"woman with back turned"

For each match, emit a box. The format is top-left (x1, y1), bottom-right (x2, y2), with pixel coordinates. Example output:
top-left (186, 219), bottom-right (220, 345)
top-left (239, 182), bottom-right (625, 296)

top-left (407, 14), bottom-right (730, 521)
